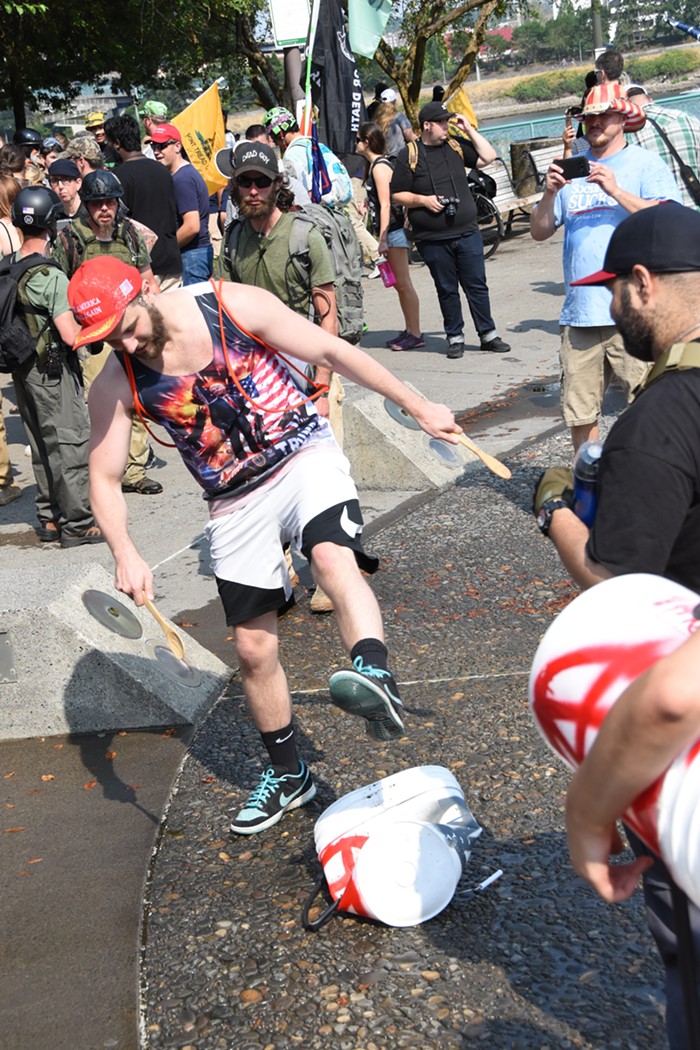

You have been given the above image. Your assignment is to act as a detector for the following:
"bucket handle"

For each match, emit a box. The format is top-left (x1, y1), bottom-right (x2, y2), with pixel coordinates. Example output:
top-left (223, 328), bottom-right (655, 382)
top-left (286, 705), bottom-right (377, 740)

top-left (301, 873), bottom-right (341, 932)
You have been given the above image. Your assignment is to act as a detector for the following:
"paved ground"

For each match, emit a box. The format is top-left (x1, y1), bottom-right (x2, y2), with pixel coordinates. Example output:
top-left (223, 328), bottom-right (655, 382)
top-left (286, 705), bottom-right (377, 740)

top-left (0, 225), bottom-right (668, 1049)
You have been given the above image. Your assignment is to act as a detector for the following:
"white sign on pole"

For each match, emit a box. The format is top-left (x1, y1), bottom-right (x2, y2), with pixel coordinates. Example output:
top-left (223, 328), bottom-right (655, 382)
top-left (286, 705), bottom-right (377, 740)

top-left (269, 0), bottom-right (311, 48)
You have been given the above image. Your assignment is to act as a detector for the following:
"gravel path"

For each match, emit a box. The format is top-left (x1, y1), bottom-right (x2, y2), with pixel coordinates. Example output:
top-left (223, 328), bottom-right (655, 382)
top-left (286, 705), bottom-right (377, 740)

top-left (142, 428), bottom-right (668, 1050)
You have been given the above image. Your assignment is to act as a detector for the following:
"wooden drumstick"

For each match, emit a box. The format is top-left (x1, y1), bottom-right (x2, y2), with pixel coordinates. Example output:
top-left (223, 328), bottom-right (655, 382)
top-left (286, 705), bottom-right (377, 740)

top-left (456, 432), bottom-right (512, 479)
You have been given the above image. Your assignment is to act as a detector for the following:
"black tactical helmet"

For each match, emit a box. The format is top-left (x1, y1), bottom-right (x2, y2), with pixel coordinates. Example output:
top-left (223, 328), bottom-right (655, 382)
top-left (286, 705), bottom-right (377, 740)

top-left (12, 128), bottom-right (43, 147)
top-left (80, 170), bottom-right (124, 201)
top-left (11, 187), bottom-right (63, 236)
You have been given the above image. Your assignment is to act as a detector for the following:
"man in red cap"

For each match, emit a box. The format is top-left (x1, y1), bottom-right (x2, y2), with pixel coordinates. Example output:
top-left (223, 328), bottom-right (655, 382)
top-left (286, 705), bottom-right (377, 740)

top-left (530, 81), bottom-right (681, 452)
top-left (69, 256), bottom-right (461, 837)
top-left (533, 201), bottom-right (700, 1050)
top-left (148, 123), bottom-right (213, 285)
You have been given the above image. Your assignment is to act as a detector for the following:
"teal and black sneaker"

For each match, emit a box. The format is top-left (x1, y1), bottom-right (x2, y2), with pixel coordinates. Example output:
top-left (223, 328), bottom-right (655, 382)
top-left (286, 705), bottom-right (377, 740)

top-left (329, 657), bottom-right (405, 742)
top-left (229, 762), bottom-right (316, 835)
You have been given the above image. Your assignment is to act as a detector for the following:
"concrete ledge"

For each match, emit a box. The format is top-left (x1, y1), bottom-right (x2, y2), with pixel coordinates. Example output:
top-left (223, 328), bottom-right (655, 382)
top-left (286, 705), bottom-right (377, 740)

top-left (0, 564), bottom-right (232, 741)
top-left (342, 381), bottom-right (470, 490)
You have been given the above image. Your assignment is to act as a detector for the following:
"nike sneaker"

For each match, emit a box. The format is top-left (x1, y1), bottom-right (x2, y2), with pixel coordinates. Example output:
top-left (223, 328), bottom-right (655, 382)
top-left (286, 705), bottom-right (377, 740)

top-left (329, 657), bottom-right (405, 742)
top-left (229, 761), bottom-right (316, 835)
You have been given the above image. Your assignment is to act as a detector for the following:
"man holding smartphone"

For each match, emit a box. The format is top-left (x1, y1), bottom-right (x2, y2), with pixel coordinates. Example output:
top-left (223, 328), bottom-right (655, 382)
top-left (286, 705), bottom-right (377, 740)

top-left (530, 81), bottom-right (681, 452)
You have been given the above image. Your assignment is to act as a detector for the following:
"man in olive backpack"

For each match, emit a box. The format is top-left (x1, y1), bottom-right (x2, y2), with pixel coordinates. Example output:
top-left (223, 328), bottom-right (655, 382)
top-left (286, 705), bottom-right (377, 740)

top-left (52, 170), bottom-right (163, 495)
top-left (6, 187), bottom-right (103, 546)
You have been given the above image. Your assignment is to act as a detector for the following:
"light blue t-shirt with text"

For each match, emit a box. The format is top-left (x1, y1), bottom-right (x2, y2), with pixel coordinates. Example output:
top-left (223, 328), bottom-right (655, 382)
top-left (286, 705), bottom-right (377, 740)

top-left (553, 143), bottom-right (681, 326)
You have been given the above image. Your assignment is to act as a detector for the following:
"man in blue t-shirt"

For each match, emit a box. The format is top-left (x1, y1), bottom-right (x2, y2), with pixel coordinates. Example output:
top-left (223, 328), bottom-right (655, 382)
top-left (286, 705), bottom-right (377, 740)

top-left (530, 81), bottom-right (681, 452)
top-left (148, 123), bottom-right (213, 286)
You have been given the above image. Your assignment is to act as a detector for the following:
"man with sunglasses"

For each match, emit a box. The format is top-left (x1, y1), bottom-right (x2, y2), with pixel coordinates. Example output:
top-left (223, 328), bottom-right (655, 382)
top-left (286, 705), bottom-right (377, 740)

top-left (104, 114), bottom-right (181, 289)
top-left (217, 141), bottom-right (342, 614)
top-left (216, 142), bottom-right (337, 413)
top-left (70, 255), bottom-right (461, 836)
top-left (149, 123), bottom-right (213, 285)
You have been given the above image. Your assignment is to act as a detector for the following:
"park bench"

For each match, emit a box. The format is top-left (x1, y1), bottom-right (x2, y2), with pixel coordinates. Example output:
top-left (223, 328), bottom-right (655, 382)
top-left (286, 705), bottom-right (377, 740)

top-left (480, 156), bottom-right (544, 233)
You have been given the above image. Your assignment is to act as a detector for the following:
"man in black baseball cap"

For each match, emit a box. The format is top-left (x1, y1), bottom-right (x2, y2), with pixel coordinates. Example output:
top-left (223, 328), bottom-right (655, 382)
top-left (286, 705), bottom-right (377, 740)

top-left (391, 98), bottom-right (510, 357)
top-left (215, 141), bottom-right (279, 182)
top-left (532, 201), bottom-right (700, 1050)
top-left (417, 100), bottom-right (451, 125)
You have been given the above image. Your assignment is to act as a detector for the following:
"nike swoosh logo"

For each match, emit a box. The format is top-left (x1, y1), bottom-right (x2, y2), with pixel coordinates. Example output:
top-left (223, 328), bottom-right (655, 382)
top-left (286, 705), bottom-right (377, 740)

top-left (274, 730), bottom-right (293, 744)
top-left (280, 791), bottom-right (301, 807)
top-left (340, 505), bottom-right (362, 539)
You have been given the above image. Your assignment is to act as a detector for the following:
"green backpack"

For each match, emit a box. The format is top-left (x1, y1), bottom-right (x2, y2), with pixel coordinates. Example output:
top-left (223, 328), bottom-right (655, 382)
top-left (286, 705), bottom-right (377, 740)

top-left (221, 207), bottom-right (364, 345)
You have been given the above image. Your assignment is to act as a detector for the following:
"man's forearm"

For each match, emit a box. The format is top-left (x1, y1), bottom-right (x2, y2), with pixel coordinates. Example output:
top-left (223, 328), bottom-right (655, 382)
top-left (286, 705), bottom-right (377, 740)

top-left (393, 190), bottom-right (429, 210)
top-left (568, 632), bottom-right (700, 830)
top-left (548, 508), bottom-right (613, 589)
top-left (530, 190), bottom-right (558, 241)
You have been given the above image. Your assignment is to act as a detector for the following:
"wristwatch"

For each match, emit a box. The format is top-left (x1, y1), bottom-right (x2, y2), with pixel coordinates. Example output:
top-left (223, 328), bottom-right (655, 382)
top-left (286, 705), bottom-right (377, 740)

top-left (536, 498), bottom-right (569, 537)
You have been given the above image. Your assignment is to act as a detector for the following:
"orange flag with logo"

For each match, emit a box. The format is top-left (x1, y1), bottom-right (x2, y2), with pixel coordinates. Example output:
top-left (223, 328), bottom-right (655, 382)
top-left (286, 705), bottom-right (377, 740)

top-left (172, 82), bottom-right (228, 194)
top-left (445, 85), bottom-right (479, 130)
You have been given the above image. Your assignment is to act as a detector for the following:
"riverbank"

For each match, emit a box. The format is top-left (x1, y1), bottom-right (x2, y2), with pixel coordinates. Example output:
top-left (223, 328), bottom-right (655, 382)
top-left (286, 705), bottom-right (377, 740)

top-left (462, 69), bottom-right (700, 121)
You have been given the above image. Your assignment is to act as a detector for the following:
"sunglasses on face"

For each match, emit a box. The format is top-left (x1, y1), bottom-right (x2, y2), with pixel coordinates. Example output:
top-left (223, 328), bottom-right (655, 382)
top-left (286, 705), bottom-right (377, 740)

top-left (236, 174), bottom-right (273, 189)
top-left (152, 140), bottom-right (177, 150)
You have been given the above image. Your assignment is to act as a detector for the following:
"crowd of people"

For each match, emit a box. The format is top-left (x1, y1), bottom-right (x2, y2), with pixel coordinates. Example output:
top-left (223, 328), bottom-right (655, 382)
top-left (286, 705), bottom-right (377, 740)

top-left (3, 57), bottom-right (700, 1043)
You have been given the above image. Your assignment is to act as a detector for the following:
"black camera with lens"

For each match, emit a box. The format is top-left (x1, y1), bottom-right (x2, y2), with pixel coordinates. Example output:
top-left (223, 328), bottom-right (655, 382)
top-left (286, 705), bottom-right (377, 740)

top-left (439, 195), bottom-right (460, 219)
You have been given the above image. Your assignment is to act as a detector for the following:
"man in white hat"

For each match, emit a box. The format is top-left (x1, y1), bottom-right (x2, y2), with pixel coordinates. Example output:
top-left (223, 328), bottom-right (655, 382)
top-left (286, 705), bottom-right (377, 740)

top-left (530, 81), bottom-right (681, 452)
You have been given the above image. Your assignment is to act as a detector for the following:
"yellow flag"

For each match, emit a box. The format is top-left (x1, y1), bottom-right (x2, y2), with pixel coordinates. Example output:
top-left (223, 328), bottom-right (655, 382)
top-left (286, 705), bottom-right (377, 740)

top-left (445, 86), bottom-right (478, 130)
top-left (172, 82), bottom-right (228, 194)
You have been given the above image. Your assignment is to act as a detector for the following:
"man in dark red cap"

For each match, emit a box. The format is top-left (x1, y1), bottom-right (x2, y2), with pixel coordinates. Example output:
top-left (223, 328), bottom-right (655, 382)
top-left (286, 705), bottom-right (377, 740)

top-left (69, 255), bottom-right (461, 837)
top-left (148, 123), bottom-right (213, 285)
top-left (533, 201), bottom-right (700, 1050)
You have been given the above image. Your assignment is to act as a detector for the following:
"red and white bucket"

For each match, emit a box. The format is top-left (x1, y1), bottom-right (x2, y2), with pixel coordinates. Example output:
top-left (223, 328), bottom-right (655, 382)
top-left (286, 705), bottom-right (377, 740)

top-left (529, 573), bottom-right (700, 908)
top-left (303, 766), bottom-right (481, 928)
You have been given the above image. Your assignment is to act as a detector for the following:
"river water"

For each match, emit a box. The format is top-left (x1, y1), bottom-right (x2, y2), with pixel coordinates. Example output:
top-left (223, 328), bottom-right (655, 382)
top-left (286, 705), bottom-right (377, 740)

top-left (479, 88), bottom-right (700, 157)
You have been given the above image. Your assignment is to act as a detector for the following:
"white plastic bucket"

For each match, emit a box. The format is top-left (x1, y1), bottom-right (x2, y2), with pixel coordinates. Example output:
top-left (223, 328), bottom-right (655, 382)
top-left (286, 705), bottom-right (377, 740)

top-left (311, 766), bottom-right (478, 927)
top-left (314, 765), bottom-right (468, 854)
top-left (529, 573), bottom-right (700, 908)
top-left (334, 819), bottom-right (464, 926)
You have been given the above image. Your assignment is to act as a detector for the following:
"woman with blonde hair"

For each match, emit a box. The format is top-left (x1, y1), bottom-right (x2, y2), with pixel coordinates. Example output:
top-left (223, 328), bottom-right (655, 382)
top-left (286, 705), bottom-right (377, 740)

top-left (356, 122), bottom-right (423, 351)
top-left (373, 88), bottom-right (417, 160)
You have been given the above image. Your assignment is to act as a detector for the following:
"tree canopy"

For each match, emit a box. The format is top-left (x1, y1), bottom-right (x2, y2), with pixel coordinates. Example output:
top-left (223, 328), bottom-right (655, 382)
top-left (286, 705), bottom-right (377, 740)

top-left (0, 0), bottom-right (266, 129)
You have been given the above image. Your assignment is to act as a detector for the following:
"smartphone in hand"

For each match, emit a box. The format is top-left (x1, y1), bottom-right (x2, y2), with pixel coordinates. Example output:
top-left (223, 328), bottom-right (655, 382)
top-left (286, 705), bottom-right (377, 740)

top-left (554, 155), bottom-right (591, 180)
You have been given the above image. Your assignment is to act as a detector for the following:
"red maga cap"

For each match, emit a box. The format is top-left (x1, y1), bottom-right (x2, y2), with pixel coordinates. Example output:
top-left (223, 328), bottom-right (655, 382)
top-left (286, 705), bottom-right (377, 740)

top-left (147, 122), bottom-right (182, 145)
top-left (68, 257), bottom-right (142, 349)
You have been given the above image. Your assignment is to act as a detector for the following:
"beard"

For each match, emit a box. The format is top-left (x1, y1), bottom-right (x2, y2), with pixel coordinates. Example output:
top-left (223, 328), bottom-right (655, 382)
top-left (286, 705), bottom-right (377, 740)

top-left (94, 216), bottom-right (114, 237)
top-left (138, 303), bottom-right (168, 360)
top-left (238, 193), bottom-right (277, 221)
top-left (613, 283), bottom-right (656, 362)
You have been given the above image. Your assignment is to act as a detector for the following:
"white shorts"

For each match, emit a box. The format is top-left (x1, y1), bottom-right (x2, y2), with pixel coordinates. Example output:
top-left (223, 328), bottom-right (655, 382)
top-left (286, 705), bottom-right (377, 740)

top-left (205, 444), bottom-right (377, 625)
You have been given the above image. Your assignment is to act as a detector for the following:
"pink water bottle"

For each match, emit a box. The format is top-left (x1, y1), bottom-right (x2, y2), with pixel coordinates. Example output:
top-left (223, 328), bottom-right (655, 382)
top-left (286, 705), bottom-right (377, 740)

top-left (377, 259), bottom-right (396, 287)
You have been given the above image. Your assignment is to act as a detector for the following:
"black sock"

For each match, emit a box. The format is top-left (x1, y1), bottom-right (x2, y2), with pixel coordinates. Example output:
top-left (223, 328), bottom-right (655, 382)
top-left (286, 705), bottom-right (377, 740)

top-left (260, 722), bottom-right (300, 776)
top-left (351, 638), bottom-right (388, 671)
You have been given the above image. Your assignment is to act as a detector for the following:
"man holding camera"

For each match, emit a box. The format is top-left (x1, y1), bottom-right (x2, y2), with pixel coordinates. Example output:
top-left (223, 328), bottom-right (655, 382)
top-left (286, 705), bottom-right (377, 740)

top-left (390, 101), bottom-right (510, 359)
top-left (530, 81), bottom-right (680, 452)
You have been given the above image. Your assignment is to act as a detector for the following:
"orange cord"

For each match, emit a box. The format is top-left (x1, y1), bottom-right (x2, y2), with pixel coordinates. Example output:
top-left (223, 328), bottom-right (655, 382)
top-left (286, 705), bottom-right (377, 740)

top-left (120, 281), bottom-right (330, 448)
top-left (211, 277), bottom-right (330, 412)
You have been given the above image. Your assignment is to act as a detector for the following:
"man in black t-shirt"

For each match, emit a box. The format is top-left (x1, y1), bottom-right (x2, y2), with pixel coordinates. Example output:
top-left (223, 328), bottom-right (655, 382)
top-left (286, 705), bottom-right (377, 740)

top-left (533, 202), bottom-right (700, 1050)
top-left (104, 114), bottom-right (182, 288)
top-left (391, 101), bottom-right (510, 358)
